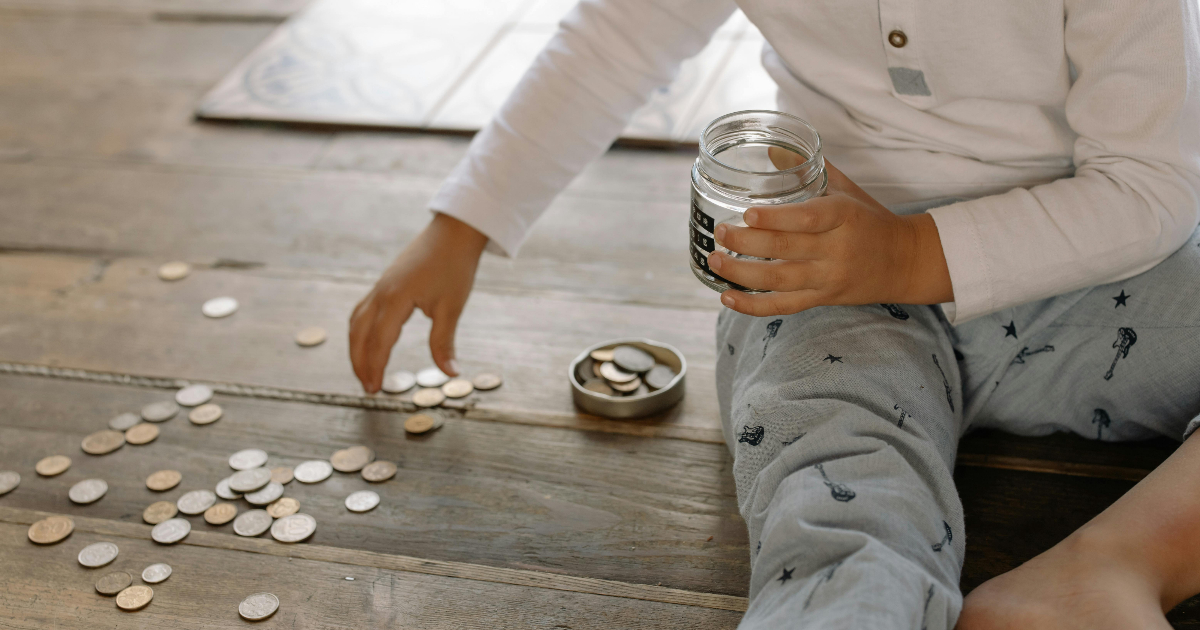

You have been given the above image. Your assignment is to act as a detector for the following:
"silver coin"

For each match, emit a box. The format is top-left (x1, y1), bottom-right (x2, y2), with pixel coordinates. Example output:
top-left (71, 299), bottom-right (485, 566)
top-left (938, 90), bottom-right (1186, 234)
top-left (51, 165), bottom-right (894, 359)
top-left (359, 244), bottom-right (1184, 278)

top-left (645, 364), bottom-right (677, 390)
top-left (78, 541), bottom-right (119, 568)
top-left (270, 513), bottom-right (316, 543)
top-left (215, 476), bottom-right (243, 500)
top-left (381, 370), bottom-right (416, 394)
top-left (293, 460), bottom-right (333, 484)
top-left (0, 471), bottom-right (19, 496)
top-left (344, 491), bottom-right (380, 513)
top-left (228, 467), bottom-right (272, 493)
top-left (176, 490), bottom-right (216, 515)
top-left (201, 296), bottom-right (238, 318)
top-left (239, 592), bottom-right (280, 621)
top-left (613, 345), bottom-right (656, 373)
top-left (141, 400), bottom-right (179, 422)
top-left (175, 384), bottom-right (213, 407)
top-left (232, 510), bottom-right (273, 537)
top-left (415, 366), bottom-right (450, 388)
top-left (228, 448), bottom-right (269, 471)
top-left (599, 361), bottom-right (637, 384)
top-left (68, 478), bottom-right (108, 504)
top-left (141, 563), bottom-right (172, 584)
top-left (107, 412), bottom-right (141, 431)
top-left (244, 482), bottom-right (284, 506)
top-left (150, 518), bottom-right (191, 544)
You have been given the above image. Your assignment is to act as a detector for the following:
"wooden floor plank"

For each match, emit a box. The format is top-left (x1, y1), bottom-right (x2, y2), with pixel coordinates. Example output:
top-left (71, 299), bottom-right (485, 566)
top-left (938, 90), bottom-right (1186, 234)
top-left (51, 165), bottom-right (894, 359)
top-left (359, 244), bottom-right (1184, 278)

top-left (0, 0), bottom-right (306, 19)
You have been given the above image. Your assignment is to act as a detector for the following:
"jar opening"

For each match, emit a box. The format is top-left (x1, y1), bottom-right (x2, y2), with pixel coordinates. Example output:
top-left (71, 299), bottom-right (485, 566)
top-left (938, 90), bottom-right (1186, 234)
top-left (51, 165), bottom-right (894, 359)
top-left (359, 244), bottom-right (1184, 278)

top-left (700, 110), bottom-right (822, 176)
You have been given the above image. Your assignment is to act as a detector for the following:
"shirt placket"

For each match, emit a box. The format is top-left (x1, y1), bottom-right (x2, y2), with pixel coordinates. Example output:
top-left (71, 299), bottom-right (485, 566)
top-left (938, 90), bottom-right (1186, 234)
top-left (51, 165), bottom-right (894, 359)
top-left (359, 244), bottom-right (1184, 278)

top-left (877, 0), bottom-right (935, 104)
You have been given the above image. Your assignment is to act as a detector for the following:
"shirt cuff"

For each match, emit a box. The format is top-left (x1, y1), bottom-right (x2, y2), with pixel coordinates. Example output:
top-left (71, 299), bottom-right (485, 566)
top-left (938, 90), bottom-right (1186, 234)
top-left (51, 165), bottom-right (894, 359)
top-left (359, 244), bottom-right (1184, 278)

top-left (427, 176), bottom-right (530, 258)
top-left (927, 203), bottom-right (994, 324)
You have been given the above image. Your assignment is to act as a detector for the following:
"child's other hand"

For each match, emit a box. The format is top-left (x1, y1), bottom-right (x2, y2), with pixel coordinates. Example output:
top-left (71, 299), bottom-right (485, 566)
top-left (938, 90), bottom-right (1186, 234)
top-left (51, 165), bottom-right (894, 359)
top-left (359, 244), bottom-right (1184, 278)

top-left (708, 160), bottom-right (953, 317)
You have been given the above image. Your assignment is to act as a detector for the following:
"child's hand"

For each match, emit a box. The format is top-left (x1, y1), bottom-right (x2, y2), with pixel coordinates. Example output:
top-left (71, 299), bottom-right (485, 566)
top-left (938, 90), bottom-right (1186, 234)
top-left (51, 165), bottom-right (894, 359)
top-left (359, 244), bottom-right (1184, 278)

top-left (707, 160), bottom-right (953, 316)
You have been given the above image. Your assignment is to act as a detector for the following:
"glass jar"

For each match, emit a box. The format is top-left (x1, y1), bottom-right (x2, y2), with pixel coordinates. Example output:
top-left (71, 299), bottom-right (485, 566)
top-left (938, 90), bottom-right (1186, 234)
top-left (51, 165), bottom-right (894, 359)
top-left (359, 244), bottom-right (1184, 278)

top-left (689, 110), bottom-right (827, 293)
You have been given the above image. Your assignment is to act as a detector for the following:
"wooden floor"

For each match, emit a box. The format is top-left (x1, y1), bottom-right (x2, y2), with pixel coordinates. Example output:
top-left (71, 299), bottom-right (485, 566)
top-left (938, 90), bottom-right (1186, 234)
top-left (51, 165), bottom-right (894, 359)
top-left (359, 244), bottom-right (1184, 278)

top-left (0, 1), bottom-right (1196, 627)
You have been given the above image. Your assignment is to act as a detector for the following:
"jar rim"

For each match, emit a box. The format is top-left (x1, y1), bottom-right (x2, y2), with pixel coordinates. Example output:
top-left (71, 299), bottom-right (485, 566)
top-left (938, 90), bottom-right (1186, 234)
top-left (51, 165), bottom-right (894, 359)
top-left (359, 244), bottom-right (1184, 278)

top-left (699, 110), bottom-right (823, 177)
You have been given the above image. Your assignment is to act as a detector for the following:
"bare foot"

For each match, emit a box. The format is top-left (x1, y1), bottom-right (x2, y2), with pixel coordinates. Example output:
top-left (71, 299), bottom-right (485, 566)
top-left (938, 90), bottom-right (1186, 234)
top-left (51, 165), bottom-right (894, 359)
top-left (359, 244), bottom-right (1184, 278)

top-left (956, 531), bottom-right (1172, 630)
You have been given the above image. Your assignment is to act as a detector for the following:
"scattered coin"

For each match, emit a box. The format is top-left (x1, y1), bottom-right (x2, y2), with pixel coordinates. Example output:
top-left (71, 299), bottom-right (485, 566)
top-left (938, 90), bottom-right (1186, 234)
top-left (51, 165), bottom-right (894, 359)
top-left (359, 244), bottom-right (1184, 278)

top-left (331, 446), bottom-right (374, 473)
top-left (34, 455), bottom-right (71, 477)
top-left (81, 430), bottom-right (125, 455)
top-left (176, 489), bottom-right (216, 515)
top-left (115, 585), bottom-right (154, 611)
top-left (151, 518), bottom-right (191, 544)
top-left (0, 471), bottom-right (19, 495)
top-left (202, 296), bottom-right (238, 318)
top-left (146, 470), bottom-right (182, 492)
top-left (28, 515), bottom-right (74, 544)
top-left (78, 541), bottom-right (119, 568)
top-left (175, 384), bottom-right (213, 407)
top-left (141, 563), bottom-right (172, 584)
top-left (107, 412), bottom-right (141, 431)
top-left (95, 571), bottom-right (132, 596)
top-left (610, 377), bottom-right (642, 393)
top-left (270, 466), bottom-right (293, 485)
top-left (590, 348), bottom-right (615, 363)
top-left (403, 414), bottom-right (437, 434)
top-left (239, 592), bottom-right (280, 621)
top-left (613, 345), bottom-right (656, 373)
top-left (416, 367), bottom-right (450, 388)
top-left (382, 370), bottom-right (416, 394)
top-left (215, 476), bottom-right (242, 500)
top-left (645, 365), bottom-right (677, 390)
top-left (141, 401), bottom-right (179, 423)
top-left (157, 261), bottom-right (191, 281)
top-left (204, 502), bottom-right (238, 525)
top-left (229, 467), bottom-right (272, 493)
top-left (244, 482), bottom-right (284, 506)
top-left (266, 497), bottom-right (300, 519)
top-left (412, 387), bottom-right (445, 408)
top-left (69, 478), bottom-right (108, 504)
top-left (583, 379), bottom-right (614, 396)
top-left (345, 490), bottom-right (380, 513)
top-left (361, 460), bottom-right (397, 483)
top-left (472, 373), bottom-right (503, 391)
top-left (229, 448), bottom-right (269, 471)
top-left (270, 513), bottom-right (316, 543)
top-left (599, 362), bottom-right (637, 384)
top-left (188, 403), bottom-right (222, 425)
top-left (143, 501), bottom-right (177, 525)
top-left (233, 510), bottom-right (274, 537)
top-left (441, 378), bottom-right (474, 399)
top-left (125, 422), bottom-right (159, 445)
top-left (293, 460), bottom-right (333, 484)
top-left (295, 326), bottom-right (327, 347)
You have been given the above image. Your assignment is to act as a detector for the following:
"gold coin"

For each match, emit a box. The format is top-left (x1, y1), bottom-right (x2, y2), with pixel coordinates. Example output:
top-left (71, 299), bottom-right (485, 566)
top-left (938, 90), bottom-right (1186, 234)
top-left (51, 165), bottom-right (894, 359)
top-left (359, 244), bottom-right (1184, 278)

top-left (361, 460), bottom-right (397, 482)
top-left (27, 515), bottom-right (74, 544)
top-left (610, 377), bottom-right (642, 393)
top-left (204, 502), bottom-right (238, 525)
top-left (35, 455), bottom-right (71, 477)
top-left (472, 373), bottom-right (503, 391)
top-left (142, 501), bottom-right (178, 525)
top-left (270, 466), bottom-right (294, 485)
top-left (412, 388), bottom-right (445, 408)
top-left (157, 261), bottom-right (190, 281)
top-left (590, 348), bottom-right (615, 362)
top-left (115, 585), bottom-right (154, 611)
top-left (81, 430), bottom-right (125, 455)
top-left (295, 326), bottom-right (327, 347)
top-left (188, 403), bottom-right (222, 425)
top-left (404, 414), bottom-right (437, 434)
top-left (125, 423), bottom-right (159, 445)
top-left (441, 379), bottom-right (474, 399)
top-left (145, 470), bottom-right (182, 492)
top-left (583, 379), bottom-right (614, 396)
top-left (266, 497), bottom-right (300, 518)
top-left (330, 446), bottom-right (374, 473)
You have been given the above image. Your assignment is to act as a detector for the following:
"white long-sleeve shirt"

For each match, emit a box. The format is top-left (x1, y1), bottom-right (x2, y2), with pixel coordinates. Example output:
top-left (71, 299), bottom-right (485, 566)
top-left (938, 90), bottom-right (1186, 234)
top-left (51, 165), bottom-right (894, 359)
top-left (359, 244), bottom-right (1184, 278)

top-left (429, 0), bottom-right (1200, 323)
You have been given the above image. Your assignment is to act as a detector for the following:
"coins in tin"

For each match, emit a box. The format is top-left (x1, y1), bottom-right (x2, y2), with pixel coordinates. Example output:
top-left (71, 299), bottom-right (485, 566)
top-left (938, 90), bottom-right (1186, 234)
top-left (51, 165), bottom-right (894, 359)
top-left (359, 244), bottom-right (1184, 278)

top-left (215, 476), bottom-right (242, 500)
top-left (228, 467), bottom-right (272, 493)
top-left (176, 489), bottom-right (216, 515)
top-left (229, 448), bottom-right (268, 471)
top-left (108, 412), bottom-right (141, 431)
top-left (599, 362), bottom-right (637, 384)
top-left (175, 384), bottom-right (213, 407)
top-left (590, 348), bottom-right (615, 362)
top-left (81, 430), bottom-right (124, 455)
top-left (244, 482), bottom-right (284, 506)
top-left (141, 563), bottom-right (172, 584)
top-left (233, 510), bottom-right (273, 537)
top-left (95, 571), bottom-right (132, 596)
top-left (382, 370), bottom-right (416, 394)
top-left (295, 326), bottom-right (327, 347)
top-left (472, 373), bottom-right (503, 391)
top-left (239, 592), bottom-right (280, 621)
top-left (28, 515), bottom-right (74, 544)
top-left (115, 585), bottom-right (154, 611)
top-left (441, 379), bottom-right (473, 399)
top-left (201, 296), bottom-right (238, 318)
top-left (610, 377), bottom-right (641, 393)
top-left (345, 490), bottom-right (380, 513)
top-left (151, 518), bottom-right (191, 544)
top-left (157, 261), bottom-right (190, 281)
top-left (188, 403), bottom-right (222, 425)
top-left (270, 513), bottom-right (316, 543)
top-left (415, 367), bottom-right (450, 388)
top-left (204, 502), bottom-right (238, 525)
top-left (613, 345), bottom-right (656, 373)
top-left (69, 478), bottom-right (108, 504)
top-left (270, 466), bottom-right (294, 485)
top-left (141, 400), bottom-right (179, 422)
top-left (330, 446), bottom-right (374, 473)
top-left (412, 387), bottom-right (445, 408)
top-left (266, 497), bottom-right (300, 519)
top-left (124, 422), bottom-right (159, 445)
top-left (645, 365), bottom-right (677, 390)
top-left (583, 379), bottom-right (614, 396)
top-left (78, 542), bottom-right (119, 568)
top-left (146, 470), bottom-right (182, 491)
top-left (361, 460), bottom-right (397, 482)
top-left (293, 460), bottom-right (332, 484)
top-left (143, 501), bottom-right (178, 524)
top-left (0, 471), bottom-right (18, 495)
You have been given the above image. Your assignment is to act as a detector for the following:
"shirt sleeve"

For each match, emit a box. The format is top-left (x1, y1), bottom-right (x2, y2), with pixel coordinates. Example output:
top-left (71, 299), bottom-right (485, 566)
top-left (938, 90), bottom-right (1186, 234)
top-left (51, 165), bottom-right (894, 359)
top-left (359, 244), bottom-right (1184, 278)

top-left (928, 0), bottom-right (1200, 324)
top-left (428, 0), bottom-right (737, 257)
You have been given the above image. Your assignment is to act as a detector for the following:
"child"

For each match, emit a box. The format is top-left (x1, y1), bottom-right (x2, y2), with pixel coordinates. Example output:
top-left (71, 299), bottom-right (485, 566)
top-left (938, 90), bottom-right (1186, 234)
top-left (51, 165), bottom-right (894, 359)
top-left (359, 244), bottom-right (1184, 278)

top-left (348, 0), bottom-right (1200, 627)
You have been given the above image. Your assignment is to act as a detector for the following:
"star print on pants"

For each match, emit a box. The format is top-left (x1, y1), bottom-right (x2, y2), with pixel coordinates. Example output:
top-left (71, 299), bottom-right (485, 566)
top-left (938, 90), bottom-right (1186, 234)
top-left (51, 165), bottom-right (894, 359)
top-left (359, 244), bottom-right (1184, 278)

top-left (1113, 290), bottom-right (1130, 307)
top-left (778, 567), bottom-right (794, 584)
top-left (823, 354), bottom-right (843, 363)
top-left (1002, 321), bottom-right (1018, 339)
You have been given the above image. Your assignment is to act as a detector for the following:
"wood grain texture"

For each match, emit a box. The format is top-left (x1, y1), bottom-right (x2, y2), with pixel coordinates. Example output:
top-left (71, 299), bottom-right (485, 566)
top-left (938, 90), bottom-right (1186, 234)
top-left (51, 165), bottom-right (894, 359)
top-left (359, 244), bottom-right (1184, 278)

top-left (0, 518), bottom-right (745, 628)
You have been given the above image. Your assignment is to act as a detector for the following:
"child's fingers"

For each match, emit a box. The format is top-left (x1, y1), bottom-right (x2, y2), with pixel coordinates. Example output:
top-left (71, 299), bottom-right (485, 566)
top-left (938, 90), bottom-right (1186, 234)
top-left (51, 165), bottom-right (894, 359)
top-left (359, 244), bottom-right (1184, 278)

top-left (707, 253), bottom-right (821, 293)
top-left (719, 288), bottom-right (822, 317)
top-left (744, 195), bottom-right (850, 233)
top-left (714, 224), bottom-right (823, 260)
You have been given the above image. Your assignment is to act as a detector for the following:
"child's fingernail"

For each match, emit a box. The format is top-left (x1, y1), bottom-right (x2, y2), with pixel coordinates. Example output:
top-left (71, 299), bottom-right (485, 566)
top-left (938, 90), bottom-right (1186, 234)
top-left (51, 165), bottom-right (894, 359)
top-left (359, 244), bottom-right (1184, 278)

top-left (714, 224), bottom-right (727, 243)
top-left (708, 252), bottom-right (722, 272)
top-left (745, 208), bottom-right (759, 226)
top-left (721, 294), bottom-right (735, 308)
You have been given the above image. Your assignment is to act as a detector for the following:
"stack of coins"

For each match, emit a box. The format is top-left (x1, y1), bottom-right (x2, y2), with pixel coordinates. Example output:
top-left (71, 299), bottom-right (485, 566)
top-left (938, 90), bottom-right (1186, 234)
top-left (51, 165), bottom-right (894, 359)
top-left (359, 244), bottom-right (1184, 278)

top-left (380, 366), bottom-right (503, 411)
top-left (575, 345), bottom-right (678, 398)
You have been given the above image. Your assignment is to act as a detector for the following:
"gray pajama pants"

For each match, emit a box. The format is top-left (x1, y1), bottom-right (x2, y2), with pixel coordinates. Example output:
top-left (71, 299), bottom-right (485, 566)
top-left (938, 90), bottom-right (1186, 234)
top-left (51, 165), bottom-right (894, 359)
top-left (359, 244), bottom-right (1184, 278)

top-left (715, 214), bottom-right (1200, 629)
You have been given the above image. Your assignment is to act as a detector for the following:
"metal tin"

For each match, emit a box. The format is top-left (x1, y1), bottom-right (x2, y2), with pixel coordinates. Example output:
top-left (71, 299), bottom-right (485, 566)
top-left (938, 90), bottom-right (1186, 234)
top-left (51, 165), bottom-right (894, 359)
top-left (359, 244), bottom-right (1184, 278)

top-left (568, 338), bottom-right (686, 419)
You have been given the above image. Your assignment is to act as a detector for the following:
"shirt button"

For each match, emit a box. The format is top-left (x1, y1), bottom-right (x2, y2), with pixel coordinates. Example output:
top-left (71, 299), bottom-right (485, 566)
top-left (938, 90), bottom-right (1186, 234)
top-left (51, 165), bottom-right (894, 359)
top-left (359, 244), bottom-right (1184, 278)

top-left (888, 30), bottom-right (908, 48)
